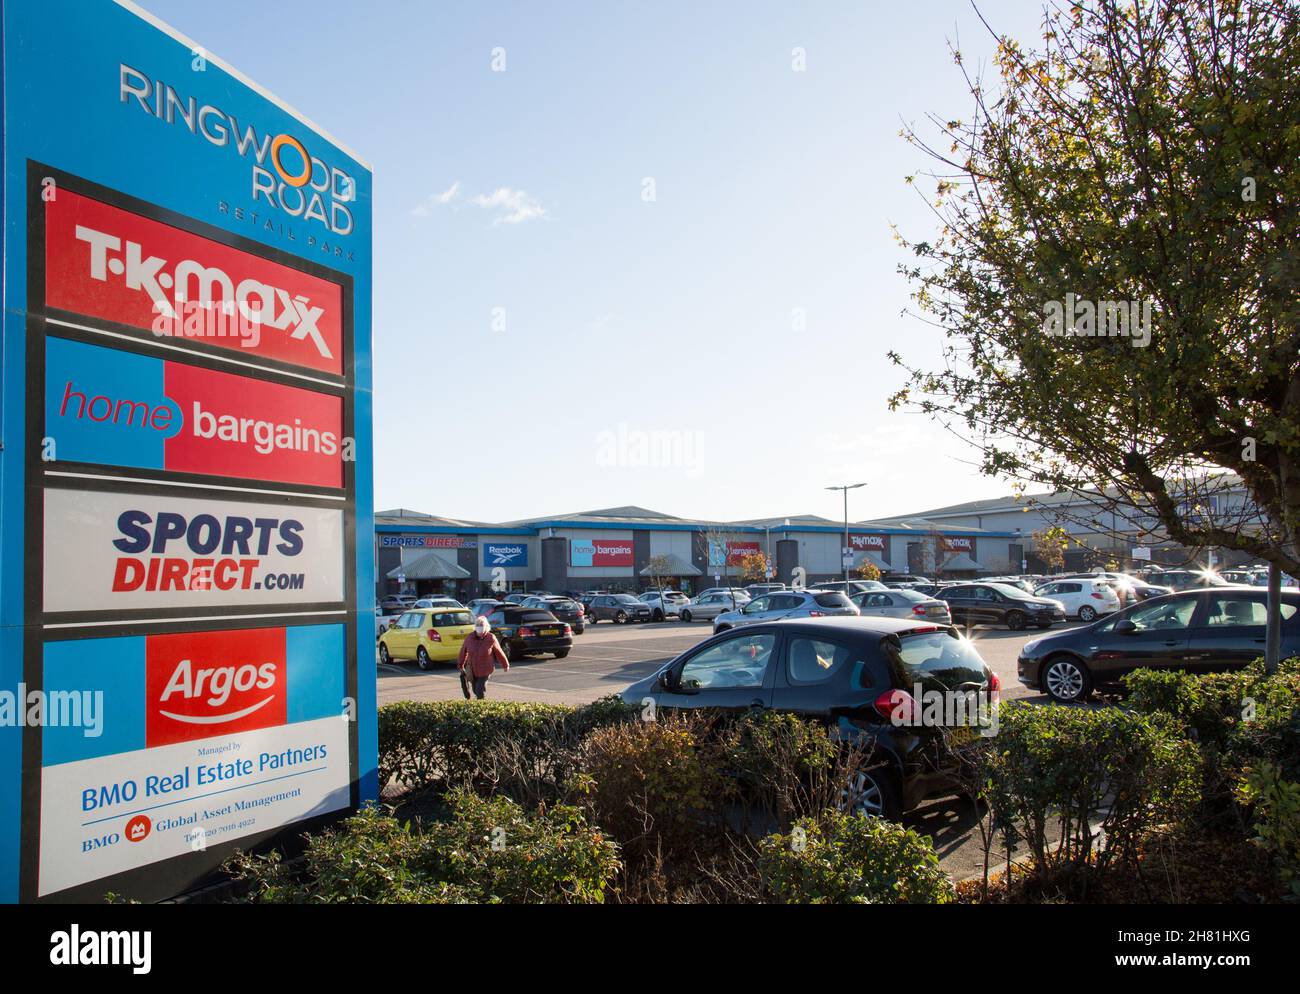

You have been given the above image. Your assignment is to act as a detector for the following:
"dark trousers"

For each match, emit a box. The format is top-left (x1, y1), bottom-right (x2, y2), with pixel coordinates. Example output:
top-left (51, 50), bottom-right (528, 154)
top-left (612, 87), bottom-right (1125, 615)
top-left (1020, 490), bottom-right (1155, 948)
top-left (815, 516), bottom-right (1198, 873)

top-left (471, 676), bottom-right (489, 699)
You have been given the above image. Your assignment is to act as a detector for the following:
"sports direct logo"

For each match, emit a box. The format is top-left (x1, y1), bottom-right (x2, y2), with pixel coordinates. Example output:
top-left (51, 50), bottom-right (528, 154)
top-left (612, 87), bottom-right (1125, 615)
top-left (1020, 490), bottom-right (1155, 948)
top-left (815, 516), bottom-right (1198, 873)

top-left (46, 191), bottom-right (344, 375)
top-left (145, 628), bottom-right (287, 746)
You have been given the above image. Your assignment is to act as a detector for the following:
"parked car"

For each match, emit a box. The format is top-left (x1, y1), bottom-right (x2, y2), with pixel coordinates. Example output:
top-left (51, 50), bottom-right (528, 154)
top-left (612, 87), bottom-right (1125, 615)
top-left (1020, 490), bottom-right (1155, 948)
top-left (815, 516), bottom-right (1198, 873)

top-left (852, 588), bottom-right (952, 624)
top-left (620, 617), bottom-right (1000, 819)
top-left (882, 574), bottom-right (931, 585)
top-left (639, 590), bottom-right (690, 621)
top-left (467, 598), bottom-right (503, 618)
top-left (744, 583), bottom-right (788, 598)
top-left (696, 587), bottom-right (751, 607)
top-left (713, 589), bottom-right (858, 634)
top-left (413, 596), bottom-right (464, 609)
top-left (377, 607), bottom-right (475, 671)
top-left (1018, 587), bottom-right (1300, 703)
top-left (375, 606), bottom-right (397, 639)
top-left (1032, 577), bottom-right (1121, 622)
top-left (815, 579), bottom-right (889, 596)
top-left (481, 605), bottom-right (573, 661)
top-left (679, 591), bottom-right (751, 623)
top-left (525, 595), bottom-right (586, 633)
top-left (586, 593), bottom-right (653, 624)
top-left (981, 576), bottom-right (1037, 595)
top-left (936, 582), bottom-right (1066, 631)
top-left (1145, 569), bottom-right (1231, 591)
top-left (379, 594), bottom-right (416, 614)
top-left (502, 591), bottom-right (535, 605)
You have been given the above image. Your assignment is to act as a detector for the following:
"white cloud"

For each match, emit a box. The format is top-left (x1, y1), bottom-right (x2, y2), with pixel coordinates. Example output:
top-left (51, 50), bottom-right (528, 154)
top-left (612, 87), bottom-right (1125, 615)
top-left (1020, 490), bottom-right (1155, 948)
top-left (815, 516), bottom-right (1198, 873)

top-left (471, 187), bottom-right (547, 224)
top-left (411, 180), bottom-right (461, 217)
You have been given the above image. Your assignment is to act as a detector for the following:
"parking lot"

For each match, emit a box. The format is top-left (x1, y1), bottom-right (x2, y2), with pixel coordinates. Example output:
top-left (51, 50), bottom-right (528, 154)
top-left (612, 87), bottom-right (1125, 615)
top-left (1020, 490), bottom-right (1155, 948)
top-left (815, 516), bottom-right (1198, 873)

top-left (375, 617), bottom-right (1077, 707)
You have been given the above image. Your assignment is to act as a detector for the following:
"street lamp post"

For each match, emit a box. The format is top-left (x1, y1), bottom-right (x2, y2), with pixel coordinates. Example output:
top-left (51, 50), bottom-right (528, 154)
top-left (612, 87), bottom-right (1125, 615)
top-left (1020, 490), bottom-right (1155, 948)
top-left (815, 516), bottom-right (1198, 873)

top-left (826, 483), bottom-right (867, 586)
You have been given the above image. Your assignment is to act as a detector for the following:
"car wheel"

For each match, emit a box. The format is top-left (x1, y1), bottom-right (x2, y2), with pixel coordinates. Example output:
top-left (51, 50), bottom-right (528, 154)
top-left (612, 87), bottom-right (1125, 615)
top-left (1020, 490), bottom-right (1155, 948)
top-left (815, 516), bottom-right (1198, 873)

top-left (1077, 604), bottom-right (1098, 622)
top-left (554, 649), bottom-right (569, 659)
top-left (652, 609), bottom-right (664, 622)
top-left (416, 646), bottom-right (433, 671)
top-left (378, 643), bottom-right (391, 666)
top-left (1006, 610), bottom-right (1027, 631)
top-left (680, 609), bottom-right (692, 622)
top-left (615, 610), bottom-right (628, 623)
top-left (841, 766), bottom-right (902, 821)
top-left (1043, 655), bottom-right (1092, 704)
top-left (506, 643), bottom-right (521, 663)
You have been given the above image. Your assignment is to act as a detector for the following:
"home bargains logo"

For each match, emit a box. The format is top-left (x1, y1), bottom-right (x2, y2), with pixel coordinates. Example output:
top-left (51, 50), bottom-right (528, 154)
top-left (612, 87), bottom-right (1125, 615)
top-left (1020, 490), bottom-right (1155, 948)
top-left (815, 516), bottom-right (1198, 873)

top-left (45, 190), bottom-right (344, 375)
top-left (145, 628), bottom-right (286, 747)
top-left (46, 338), bottom-right (344, 487)
top-left (571, 539), bottom-right (633, 567)
top-left (850, 534), bottom-right (888, 552)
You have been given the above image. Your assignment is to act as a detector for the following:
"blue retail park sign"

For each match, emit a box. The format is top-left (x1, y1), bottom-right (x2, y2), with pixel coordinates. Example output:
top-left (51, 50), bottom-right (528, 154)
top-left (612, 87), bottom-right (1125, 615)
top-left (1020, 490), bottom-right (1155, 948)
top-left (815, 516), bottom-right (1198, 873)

top-left (0, 0), bottom-right (375, 902)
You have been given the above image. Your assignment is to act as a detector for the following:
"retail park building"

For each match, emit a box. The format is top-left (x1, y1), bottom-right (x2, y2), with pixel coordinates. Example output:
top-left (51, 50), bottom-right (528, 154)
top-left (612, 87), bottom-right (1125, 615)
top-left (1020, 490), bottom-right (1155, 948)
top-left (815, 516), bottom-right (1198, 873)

top-left (375, 491), bottom-right (1251, 601)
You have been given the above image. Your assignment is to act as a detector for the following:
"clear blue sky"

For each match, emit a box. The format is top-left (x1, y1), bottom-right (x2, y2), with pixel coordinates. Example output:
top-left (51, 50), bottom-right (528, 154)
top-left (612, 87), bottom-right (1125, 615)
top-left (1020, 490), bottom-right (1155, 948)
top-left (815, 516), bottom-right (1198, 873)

top-left (140, 0), bottom-right (1048, 524)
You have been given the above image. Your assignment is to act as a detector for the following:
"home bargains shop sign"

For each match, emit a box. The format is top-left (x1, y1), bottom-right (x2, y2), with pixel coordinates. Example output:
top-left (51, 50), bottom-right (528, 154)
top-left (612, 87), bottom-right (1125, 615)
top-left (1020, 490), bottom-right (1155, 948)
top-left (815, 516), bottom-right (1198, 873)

top-left (571, 538), bottom-right (634, 568)
top-left (0, 0), bottom-right (375, 903)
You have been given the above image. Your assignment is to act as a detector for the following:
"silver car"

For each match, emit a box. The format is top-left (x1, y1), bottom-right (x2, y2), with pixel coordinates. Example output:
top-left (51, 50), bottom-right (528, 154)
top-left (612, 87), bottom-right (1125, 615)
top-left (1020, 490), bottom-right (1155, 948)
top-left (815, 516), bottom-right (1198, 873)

top-left (679, 591), bottom-right (749, 622)
top-left (713, 589), bottom-right (858, 633)
top-left (852, 587), bottom-right (952, 624)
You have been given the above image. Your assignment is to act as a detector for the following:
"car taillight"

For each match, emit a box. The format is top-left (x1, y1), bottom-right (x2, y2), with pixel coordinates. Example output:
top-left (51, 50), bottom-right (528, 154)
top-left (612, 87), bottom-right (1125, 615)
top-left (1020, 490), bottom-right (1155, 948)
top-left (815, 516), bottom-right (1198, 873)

top-left (988, 670), bottom-right (1001, 692)
top-left (563, 624), bottom-right (572, 635)
top-left (519, 626), bottom-right (535, 637)
top-left (808, 610), bottom-right (824, 617)
top-left (912, 605), bottom-right (927, 615)
top-left (578, 604), bottom-right (585, 616)
top-left (427, 630), bottom-right (441, 642)
top-left (1091, 592), bottom-right (1104, 599)
top-left (874, 688), bottom-right (915, 722)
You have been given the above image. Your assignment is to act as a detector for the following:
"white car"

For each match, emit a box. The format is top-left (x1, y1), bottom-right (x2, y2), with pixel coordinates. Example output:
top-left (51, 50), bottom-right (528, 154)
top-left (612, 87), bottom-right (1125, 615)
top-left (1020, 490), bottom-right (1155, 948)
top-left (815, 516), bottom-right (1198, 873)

top-left (1033, 577), bottom-right (1121, 622)
top-left (638, 590), bottom-right (690, 621)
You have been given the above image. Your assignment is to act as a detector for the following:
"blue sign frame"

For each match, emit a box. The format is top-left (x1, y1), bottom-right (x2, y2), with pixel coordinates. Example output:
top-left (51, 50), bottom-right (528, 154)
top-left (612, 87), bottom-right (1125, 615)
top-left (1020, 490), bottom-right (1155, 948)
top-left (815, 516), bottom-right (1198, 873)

top-left (0, 0), bottom-right (374, 902)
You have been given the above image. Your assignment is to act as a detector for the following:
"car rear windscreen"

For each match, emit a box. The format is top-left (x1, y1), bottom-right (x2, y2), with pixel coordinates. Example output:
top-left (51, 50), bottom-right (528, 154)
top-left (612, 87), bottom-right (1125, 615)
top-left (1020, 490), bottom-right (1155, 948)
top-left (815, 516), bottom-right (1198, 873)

top-left (520, 610), bottom-right (560, 623)
top-left (882, 630), bottom-right (989, 691)
top-left (812, 592), bottom-right (853, 608)
top-left (432, 611), bottom-right (472, 627)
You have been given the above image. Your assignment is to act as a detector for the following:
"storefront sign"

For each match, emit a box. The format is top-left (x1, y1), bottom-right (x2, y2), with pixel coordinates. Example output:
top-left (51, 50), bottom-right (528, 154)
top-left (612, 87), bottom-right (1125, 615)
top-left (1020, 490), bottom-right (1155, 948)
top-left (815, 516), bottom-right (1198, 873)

top-left (483, 543), bottom-right (529, 567)
top-left (572, 538), bottom-right (634, 567)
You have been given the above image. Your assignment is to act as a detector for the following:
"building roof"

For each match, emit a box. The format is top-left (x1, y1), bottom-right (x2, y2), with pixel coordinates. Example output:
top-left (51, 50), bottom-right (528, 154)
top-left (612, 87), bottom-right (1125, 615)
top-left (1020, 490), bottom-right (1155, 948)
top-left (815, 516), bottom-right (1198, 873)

top-left (638, 553), bottom-right (702, 577)
top-left (385, 551), bottom-right (471, 581)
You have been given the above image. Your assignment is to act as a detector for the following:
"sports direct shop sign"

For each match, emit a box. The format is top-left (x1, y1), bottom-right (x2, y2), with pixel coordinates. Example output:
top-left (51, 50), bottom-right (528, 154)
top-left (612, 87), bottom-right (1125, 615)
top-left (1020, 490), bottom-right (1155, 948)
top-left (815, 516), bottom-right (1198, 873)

top-left (42, 489), bottom-right (344, 613)
top-left (0, 0), bottom-right (374, 903)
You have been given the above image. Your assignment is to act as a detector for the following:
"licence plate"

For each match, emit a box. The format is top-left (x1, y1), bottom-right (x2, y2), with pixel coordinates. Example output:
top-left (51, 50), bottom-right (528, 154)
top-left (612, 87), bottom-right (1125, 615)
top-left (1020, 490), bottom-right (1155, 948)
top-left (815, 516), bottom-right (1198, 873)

top-left (540, 628), bottom-right (559, 637)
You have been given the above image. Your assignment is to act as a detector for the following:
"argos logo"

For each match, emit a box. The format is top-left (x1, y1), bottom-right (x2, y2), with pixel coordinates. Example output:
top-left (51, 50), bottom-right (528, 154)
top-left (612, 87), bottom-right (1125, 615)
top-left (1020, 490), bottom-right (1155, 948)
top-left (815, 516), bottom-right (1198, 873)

top-left (145, 629), bottom-right (287, 746)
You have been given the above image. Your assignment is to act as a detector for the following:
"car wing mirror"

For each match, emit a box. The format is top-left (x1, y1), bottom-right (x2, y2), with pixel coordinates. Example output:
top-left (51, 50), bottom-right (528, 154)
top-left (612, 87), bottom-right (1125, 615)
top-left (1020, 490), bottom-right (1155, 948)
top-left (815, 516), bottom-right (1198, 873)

top-left (657, 669), bottom-right (677, 691)
top-left (1115, 619), bottom-right (1137, 634)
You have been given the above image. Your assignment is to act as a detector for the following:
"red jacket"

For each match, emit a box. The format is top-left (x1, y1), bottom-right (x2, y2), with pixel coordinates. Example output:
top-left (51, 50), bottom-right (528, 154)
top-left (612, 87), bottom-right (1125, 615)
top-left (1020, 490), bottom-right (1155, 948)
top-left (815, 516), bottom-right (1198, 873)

top-left (458, 631), bottom-right (510, 677)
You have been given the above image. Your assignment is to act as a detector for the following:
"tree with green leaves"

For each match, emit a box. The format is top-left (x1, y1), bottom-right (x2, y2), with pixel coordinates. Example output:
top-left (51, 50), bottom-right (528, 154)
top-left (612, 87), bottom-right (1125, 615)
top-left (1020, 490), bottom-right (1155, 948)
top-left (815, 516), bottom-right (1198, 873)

top-left (892, 0), bottom-right (1300, 667)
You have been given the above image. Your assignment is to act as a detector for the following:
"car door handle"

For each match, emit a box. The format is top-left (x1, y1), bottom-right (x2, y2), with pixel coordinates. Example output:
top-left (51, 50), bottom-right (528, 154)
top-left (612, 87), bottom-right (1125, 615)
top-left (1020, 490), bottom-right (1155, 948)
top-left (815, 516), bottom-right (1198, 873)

top-left (1163, 640), bottom-right (1181, 646)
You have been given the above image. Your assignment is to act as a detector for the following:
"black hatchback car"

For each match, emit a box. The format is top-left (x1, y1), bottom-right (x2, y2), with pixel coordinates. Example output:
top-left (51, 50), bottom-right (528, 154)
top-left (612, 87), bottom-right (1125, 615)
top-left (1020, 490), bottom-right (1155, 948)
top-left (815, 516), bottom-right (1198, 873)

top-left (620, 617), bottom-right (999, 820)
top-left (1018, 587), bottom-right (1300, 703)
top-left (586, 593), bottom-right (652, 624)
top-left (937, 582), bottom-right (1066, 630)
top-left (522, 595), bottom-right (586, 634)
top-left (484, 606), bottom-right (574, 662)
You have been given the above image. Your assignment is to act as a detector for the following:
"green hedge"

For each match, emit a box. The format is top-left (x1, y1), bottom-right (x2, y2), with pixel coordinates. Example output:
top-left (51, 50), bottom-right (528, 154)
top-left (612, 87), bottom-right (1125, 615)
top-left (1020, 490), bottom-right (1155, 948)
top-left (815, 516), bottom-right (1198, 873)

top-left (377, 696), bottom-right (637, 795)
top-left (978, 701), bottom-right (1200, 872)
top-left (227, 791), bottom-right (621, 904)
top-left (759, 811), bottom-right (953, 904)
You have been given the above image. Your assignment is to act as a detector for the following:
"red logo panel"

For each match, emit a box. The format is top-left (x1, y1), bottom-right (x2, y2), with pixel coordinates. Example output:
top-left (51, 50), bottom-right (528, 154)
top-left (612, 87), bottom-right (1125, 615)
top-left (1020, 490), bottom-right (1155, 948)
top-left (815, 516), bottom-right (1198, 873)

top-left (46, 190), bottom-right (344, 375)
top-left (145, 628), bottom-right (287, 747)
top-left (163, 362), bottom-right (344, 487)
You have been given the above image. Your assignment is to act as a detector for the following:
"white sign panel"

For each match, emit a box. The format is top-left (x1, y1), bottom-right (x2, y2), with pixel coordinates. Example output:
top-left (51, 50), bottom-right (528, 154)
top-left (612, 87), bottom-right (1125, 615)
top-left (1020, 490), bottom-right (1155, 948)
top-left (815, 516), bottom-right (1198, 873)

top-left (43, 489), bottom-right (345, 612)
top-left (39, 715), bottom-right (350, 896)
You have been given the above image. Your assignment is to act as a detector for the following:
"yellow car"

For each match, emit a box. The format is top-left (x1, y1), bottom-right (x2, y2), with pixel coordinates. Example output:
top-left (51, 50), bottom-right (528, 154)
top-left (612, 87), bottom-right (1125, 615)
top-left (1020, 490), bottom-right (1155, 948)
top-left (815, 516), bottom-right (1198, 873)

top-left (378, 607), bottom-right (474, 670)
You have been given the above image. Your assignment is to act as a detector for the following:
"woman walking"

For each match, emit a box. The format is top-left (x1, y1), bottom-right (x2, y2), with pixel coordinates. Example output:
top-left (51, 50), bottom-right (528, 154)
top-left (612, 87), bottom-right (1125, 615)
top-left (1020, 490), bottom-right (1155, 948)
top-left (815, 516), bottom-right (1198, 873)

top-left (457, 615), bottom-right (510, 699)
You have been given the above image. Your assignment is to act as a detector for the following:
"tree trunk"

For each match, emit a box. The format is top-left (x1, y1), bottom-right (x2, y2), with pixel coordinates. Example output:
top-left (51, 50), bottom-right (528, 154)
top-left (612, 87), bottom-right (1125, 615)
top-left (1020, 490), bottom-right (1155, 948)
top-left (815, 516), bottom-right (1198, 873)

top-left (1265, 562), bottom-right (1282, 675)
